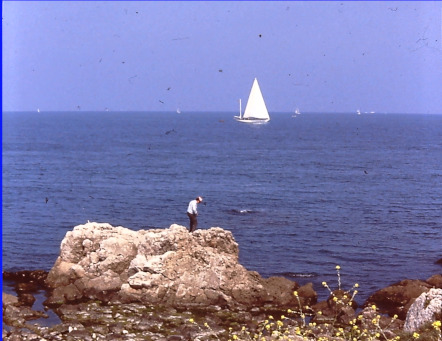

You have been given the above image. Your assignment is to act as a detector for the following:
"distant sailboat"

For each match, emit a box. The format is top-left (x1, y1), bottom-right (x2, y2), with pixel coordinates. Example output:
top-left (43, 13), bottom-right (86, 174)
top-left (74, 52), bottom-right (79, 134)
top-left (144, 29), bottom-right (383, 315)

top-left (37, 108), bottom-right (40, 113)
top-left (234, 78), bottom-right (270, 123)
top-left (176, 108), bottom-right (181, 114)
top-left (356, 109), bottom-right (361, 115)
top-left (292, 108), bottom-right (301, 117)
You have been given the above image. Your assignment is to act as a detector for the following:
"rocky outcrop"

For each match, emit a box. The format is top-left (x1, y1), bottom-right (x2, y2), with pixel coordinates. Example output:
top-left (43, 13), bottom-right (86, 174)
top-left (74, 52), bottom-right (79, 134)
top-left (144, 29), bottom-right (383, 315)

top-left (404, 288), bottom-right (442, 332)
top-left (363, 275), bottom-right (442, 319)
top-left (44, 222), bottom-right (315, 309)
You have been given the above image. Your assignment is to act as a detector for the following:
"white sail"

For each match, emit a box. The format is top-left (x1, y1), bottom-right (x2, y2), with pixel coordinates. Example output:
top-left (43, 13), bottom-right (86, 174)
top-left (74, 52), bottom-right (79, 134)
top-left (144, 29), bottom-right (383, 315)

top-left (235, 78), bottom-right (270, 123)
top-left (243, 78), bottom-right (269, 120)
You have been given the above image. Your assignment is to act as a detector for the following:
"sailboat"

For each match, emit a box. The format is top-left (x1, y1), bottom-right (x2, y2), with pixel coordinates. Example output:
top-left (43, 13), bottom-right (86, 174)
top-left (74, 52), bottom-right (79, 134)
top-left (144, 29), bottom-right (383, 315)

top-left (292, 108), bottom-right (301, 117)
top-left (234, 78), bottom-right (270, 123)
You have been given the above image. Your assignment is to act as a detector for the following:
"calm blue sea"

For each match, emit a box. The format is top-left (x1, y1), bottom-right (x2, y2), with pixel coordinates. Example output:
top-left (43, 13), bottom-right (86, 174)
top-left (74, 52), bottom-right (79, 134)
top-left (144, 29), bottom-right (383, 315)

top-left (2, 111), bottom-right (442, 302)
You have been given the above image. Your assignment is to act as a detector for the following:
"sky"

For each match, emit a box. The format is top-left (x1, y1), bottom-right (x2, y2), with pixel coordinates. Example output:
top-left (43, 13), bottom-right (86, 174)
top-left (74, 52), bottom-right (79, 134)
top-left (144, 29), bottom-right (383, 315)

top-left (2, 1), bottom-right (442, 114)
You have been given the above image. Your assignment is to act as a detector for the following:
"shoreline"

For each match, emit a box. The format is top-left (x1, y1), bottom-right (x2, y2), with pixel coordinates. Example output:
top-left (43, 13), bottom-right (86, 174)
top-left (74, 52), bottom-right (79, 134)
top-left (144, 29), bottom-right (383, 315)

top-left (3, 269), bottom-right (442, 341)
top-left (3, 268), bottom-right (441, 324)
top-left (3, 222), bottom-right (441, 340)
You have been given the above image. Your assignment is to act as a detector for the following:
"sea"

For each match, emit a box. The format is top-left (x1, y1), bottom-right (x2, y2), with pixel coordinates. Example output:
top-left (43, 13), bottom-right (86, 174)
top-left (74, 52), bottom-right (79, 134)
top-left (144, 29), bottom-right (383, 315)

top-left (2, 111), bottom-right (442, 305)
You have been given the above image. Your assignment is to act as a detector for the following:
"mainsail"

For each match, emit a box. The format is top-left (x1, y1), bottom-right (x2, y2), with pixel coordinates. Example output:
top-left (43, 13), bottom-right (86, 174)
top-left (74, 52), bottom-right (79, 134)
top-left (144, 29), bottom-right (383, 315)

top-left (242, 78), bottom-right (270, 121)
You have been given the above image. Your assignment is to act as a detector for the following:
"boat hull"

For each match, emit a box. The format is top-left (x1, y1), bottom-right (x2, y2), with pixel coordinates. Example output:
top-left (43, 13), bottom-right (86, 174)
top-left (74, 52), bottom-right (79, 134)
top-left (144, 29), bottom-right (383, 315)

top-left (234, 117), bottom-right (270, 124)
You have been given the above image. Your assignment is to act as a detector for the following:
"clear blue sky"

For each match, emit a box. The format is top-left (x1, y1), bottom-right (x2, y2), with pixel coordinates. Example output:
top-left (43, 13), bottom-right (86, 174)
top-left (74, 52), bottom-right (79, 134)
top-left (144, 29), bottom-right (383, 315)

top-left (2, 1), bottom-right (442, 114)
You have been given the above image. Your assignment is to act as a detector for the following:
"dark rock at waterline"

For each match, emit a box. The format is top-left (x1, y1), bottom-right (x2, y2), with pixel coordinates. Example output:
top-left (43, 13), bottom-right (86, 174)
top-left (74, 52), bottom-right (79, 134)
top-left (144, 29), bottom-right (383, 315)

top-left (3, 270), bottom-right (48, 312)
top-left (2, 293), bottom-right (48, 327)
top-left (363, 278), bottom-right (437, 320)
top-left (17, 293), bottom-right (36, 307)
top-left (426, 274), bottom-right (442, 288)
top-left (436, 258), bottom-right (442, 265)
top-left (3, 269), bottom-right (49, 290)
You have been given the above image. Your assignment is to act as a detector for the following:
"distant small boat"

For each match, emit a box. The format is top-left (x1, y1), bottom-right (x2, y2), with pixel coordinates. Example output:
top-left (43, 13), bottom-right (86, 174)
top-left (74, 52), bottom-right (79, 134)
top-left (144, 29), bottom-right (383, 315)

top-left (37, 108), bottom-right (40, 113)
top-left (356, 109), bottom-right (361, 115)
top-left (176, 108), bottom-right (181, 114)
top-left (234, 78), bottom-right (270, 124)
top-left (292, 108), bottom-right (301, 117)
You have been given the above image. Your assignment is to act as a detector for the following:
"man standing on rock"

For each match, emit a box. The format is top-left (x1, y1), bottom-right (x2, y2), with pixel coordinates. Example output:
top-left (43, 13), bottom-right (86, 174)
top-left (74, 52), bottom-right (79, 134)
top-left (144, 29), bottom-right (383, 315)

top-left (187, 196), bottom-right (203, 232)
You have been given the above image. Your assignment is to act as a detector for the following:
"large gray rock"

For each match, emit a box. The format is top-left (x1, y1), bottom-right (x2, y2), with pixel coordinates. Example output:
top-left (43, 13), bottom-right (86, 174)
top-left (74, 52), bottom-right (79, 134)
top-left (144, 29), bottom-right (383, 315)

top-left (404, 288), bottom-right (442, 332)
top-left (45, 222), bottom-right (314, 309)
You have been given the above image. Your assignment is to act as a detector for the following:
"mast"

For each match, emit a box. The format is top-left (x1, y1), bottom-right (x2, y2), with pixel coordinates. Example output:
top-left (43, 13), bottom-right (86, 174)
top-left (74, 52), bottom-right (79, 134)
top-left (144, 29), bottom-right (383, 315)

top-left (239, 99), bottom-right (242, 118)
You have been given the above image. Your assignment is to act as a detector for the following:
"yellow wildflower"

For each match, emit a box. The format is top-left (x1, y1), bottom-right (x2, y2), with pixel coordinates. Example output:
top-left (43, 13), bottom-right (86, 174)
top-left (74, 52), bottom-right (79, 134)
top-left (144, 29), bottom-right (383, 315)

top-left (293, 291), bottom-right (299, 297)
top-left (336, 265), bottom-right (341, 270)
top-left (271, 330), bottom-right (280, 337)
top-left (413, 332), bottom-right (420, 339)
top-left (433, 320), bottom-right (441, 329)
top-left (188, 318), bottom-right (194, 323)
